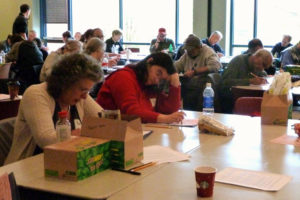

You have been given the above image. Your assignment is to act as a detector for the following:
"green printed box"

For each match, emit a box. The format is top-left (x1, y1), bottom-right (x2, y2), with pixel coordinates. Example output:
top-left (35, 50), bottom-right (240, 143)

top-left (44, 136), bottom-right (110, 181)
top-left (81, 115), bottom-right (144, 169)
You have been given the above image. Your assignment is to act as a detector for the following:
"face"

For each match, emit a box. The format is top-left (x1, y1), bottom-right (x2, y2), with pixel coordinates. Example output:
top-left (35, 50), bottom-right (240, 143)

top-left (94, 47), bottom-right (105, 62)
top-left (186, 47), bottom-right (201, 59)
top-left (157, 33), bottom-right (166, 41)
top-left (25, 9), bottom-right (31, 18)
top-left (209, 34), bottom-right (221, 45)
top-left (146, 65), bottom-right (168, 85)
top-left (282, 36), bottom-right (290, 47)
top-left (74, 32), bottom-right (81, 41)
top-left (60, 79), bottom-right (95, 105)
top-left (251, 56), bottom-right (270, 72)
top-left (94, 29), bottom-right (104, 41)
top-left (113, 34), bottom-right (122, 42)
top-left (28, 31), bottom-right (36, 41)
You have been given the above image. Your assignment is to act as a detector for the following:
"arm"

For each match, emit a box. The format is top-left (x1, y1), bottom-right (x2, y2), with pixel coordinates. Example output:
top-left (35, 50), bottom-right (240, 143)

top-left (21, 85), bottom-right (57, 148)
top-left (174, 53), bottom-right (186, 73)
top-left (156, 73), bottom-right (181, 114)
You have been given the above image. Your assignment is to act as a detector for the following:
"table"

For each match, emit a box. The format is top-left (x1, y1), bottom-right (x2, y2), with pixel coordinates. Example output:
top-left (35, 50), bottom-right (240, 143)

top-left (1, 112), bottom-right (299, 199)
top-left (108, 114), bottom-right (300, 200)
top-left (0, 111), bottom-right (201, 200)
top-left (0, 94), bottom-right (21, 120)
top-left (120, 53), bottom-right (147, 63)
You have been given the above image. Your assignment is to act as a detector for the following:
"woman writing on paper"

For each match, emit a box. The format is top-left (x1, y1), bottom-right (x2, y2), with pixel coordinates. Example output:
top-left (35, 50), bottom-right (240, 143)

top-left (96, 52), bottom-right (184, 123)
top-left (5, 53), bottom-right (103, 164)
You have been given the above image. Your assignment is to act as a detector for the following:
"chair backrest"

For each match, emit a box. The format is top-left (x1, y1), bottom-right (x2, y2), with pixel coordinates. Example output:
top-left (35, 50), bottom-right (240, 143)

top-left (207, 73), bottom-right (222, 112)
top-left (0, 117), bottom-right (16, 166)
top-left (233, 97), bottom-right (263, 116)
top-left (128, 48), bottom-right (140, 53)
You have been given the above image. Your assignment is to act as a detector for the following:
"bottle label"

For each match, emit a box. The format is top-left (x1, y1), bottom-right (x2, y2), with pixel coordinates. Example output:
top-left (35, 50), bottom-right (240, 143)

top-left (56, 125), bottom-right (71, 142)
top-left (203, 97), bottom-right (214, 108)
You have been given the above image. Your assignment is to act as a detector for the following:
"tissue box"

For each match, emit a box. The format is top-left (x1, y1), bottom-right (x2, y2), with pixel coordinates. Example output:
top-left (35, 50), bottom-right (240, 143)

top-left (44, 136), bottom-right (110, 181)
top-left (261, 91), bottom-right (293, 125)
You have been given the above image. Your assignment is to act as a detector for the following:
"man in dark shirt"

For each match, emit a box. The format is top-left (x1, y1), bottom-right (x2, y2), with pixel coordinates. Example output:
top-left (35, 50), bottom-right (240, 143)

top-left (105, 29), bottom-right (124, 53)
top-left (202, 31), bottom-right (225, 57)
top-left (150, 28), bottom-right (175, 57)
top-left (12, 4), bottom-right (31, 39)
top-left (271, 35), bottom-right (292, 58)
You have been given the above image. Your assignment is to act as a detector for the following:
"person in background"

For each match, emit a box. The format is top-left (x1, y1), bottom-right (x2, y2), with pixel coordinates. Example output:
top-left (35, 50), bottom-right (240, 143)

top-left (84, 37), bottom-right (106, 98)
top-left (33, 38), bottom-right (48, 61)
top-left (105, 29), bottom-right (124, 54)
top-left (175, 34), bottom-right (221, 111)
top-left (174, 34), bottom-right (194, 61)
top-left (12, 4), bottom-right (31, 39)
top-left (62, 31), bottom-right (73, 43)
top-left (150, 28), bottom-right (175, 57)
top-left (5, 53), bottom-right (103, 164)
top-left (97, 52), bottom-right (184, 123)
top-left (202, 31), bottom-right (225, 57)
top-left (27, 30), bottom-right (37, 42)
top-left (220, 49), bottom-right (273, 113)
top-left (74, 32), bottom-right (82, 41)
top-left (243, 38), bottom-right (263, 55)
top-left (80, 29), bottom-right (94, 45)
top-left (40, 40), bottom-right (82, 82)
top-left (0, 34), bottom-right (13, 53)
top-left (93, 28), bottom-right (105, 41)
top-left (271, 35), bottom-right (292, 58)
top-left (5, 34), bottom-right (25, 63)
top-left (281, 41), bottom-right (300, 67)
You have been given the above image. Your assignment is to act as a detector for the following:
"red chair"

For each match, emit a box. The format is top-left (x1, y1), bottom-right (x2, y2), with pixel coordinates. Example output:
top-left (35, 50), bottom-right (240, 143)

top-left (233, 97), bottom-right (263, 116)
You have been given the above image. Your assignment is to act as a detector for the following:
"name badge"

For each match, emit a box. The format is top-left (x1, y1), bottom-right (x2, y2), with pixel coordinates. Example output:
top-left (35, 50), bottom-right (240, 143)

top-left (74, 119), bottom-right (82, 130)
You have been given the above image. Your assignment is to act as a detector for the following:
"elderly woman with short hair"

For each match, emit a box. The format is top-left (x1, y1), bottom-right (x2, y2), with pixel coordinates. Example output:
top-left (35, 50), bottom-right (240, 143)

top-left (5, 53), bottom-right (103, 164)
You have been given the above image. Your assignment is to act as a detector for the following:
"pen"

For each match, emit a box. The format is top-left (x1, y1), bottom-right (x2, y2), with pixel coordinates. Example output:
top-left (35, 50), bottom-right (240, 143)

top-left (129, 162), bottom-right (157, 172)
top-left (144, 124), bottom-right (172, 129)
top-left (250, 72), bottom-right (258, 78)
top-left (111, 167), bottom-right (141, 175)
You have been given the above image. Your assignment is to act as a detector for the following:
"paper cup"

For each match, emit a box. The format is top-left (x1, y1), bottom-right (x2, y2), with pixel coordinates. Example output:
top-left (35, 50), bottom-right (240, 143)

top-left (194, 166), bottom-right (217, 197)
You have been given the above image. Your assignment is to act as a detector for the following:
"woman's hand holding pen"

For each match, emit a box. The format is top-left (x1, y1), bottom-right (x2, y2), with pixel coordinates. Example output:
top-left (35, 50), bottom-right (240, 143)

top-left (157, 111), bottom-right (185, 123)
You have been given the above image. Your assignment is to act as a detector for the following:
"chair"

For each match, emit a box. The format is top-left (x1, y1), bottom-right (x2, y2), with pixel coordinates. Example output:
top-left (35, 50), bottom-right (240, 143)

top-left (207, 73), bottom-right (222, 112)
top-left (233, 97), bottom-right (263, 116)
top-left (128, 48), bottom-right (140, 53)
top-left (0, 117), bottom-right (16, 166)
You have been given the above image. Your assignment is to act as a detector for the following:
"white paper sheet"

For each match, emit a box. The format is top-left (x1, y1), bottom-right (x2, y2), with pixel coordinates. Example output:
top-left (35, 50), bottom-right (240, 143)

top-left (216, 167), bottom-right (292, 191)
top-left (142, 145), bottom-right (190, 164)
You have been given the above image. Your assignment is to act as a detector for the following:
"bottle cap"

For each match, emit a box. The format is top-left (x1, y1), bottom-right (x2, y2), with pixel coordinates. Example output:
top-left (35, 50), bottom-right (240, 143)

top-left (58, 110), bottom-right (68, 118)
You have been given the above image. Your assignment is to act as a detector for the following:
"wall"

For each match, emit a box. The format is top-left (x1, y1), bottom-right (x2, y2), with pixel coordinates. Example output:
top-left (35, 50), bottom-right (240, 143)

top-left (193, 0), bottom-right (228, 55)
top-left (0, 0), bottom-right (40, 40)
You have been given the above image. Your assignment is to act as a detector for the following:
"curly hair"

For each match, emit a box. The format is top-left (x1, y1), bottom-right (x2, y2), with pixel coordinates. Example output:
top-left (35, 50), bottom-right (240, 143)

top-left (46, 53), bottom-right (103, 99)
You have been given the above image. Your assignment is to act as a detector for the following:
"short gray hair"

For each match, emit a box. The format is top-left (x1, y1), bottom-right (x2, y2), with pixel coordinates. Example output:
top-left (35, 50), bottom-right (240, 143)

top-left (211, 31), bottom-right (223, 40)
top-left (84, 37), bottom-right (105, 55)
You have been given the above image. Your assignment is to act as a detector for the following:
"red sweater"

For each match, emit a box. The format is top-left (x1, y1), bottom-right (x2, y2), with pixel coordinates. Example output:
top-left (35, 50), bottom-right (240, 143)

top-left (96, 67), bottom-right (181, 123)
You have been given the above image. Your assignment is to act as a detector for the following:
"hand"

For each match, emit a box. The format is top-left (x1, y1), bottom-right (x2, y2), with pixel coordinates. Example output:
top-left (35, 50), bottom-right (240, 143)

top-left (217, 53), bottom-right (224, 58)
top-left (249, 77), bottom-right (267, 85)
top-left (108, 59), bottom-right (117, 67)
top-left (168, 73), bottom-right (180, 87)
top-left (71, 129), bottom-right (81, 136)
top-left (154, 41), bottom-right (159, 49)
top-left (184, 70), bottom-right (195, 78)
top-left (157, 111), bottom-right (185, 124)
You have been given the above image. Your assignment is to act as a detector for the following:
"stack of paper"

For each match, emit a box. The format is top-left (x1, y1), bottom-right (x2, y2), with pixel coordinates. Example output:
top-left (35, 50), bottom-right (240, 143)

top-left (142, 145), bottom-right (190, 164)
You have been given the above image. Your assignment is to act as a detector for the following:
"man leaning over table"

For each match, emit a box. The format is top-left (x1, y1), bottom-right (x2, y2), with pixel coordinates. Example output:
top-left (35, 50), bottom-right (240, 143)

top-left (174, 34), bottom-right (221, 111)
top-left (220, 49), bottom-right (273, 113)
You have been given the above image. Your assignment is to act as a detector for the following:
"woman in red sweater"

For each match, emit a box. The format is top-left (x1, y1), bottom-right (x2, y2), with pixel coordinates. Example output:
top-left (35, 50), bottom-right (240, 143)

top-left (96, 52), bottom-right (184, 123)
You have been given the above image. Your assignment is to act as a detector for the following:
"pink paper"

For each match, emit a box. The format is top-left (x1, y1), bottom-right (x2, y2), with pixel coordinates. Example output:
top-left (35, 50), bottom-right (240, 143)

top-left (271, 134), bottom-right (300, 146)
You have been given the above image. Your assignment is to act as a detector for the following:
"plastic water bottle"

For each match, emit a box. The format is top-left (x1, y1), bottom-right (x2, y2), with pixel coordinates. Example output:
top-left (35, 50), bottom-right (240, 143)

top-left (56, 111), bottom-right (71, 142)
top-left (0, 51), bottom-right (5, 64)
top-left (168, 44), bottom-right (173, 53)
top-left (203, 82), bottom-right (214, 114)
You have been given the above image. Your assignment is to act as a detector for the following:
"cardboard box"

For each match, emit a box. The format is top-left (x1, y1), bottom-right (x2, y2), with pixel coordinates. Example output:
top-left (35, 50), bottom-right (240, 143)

top-left (44, 136), bottom-right (110, 181)
top-left (261, 91), bottom-right (293, 125)
top-left (81, 115), bottom-right (143, 169)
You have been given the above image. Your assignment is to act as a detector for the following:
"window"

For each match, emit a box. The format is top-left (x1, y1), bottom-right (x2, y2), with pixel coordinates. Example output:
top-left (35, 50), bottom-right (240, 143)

top-left (72, 0), bottom-right (119, 37)
top-left (231, 0), bottom-right (300, 56)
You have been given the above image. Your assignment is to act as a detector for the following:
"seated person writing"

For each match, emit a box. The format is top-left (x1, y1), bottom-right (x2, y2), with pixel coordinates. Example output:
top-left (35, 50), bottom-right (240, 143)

top-left (5, 53), bottom-right (103, 164)
top-left (149, 28), bottom-right (175, 57)
top-left (175, 34), bottom-right (221, 111)
top-left (96, 52), bottom-right (184, 123)
top-left (220, 49), bottom-right (273, 113)
top-left (281, 41), bottom-right (300, 67)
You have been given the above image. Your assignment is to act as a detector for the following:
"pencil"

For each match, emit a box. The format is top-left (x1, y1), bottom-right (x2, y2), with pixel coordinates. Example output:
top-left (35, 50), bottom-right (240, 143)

top-left (250, 72), bottom-right (258, 78)
top-left (144, 124), bottom-right (172, 129)
top-left (130, 162), bottom-right (157, 172)
top-left (111, 167), bottom-right (141, 175)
